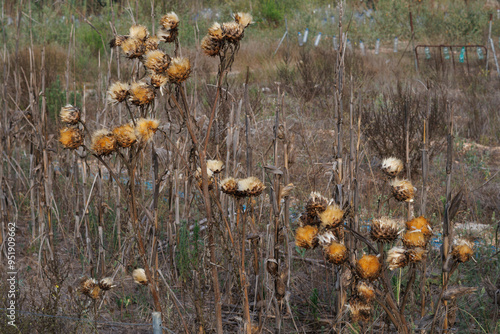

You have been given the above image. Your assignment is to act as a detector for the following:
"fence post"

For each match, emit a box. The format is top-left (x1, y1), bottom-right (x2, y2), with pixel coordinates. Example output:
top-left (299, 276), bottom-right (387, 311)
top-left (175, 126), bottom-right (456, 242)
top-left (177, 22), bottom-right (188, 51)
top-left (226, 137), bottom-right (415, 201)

top-left (152, 312), bottom-right (162, 334)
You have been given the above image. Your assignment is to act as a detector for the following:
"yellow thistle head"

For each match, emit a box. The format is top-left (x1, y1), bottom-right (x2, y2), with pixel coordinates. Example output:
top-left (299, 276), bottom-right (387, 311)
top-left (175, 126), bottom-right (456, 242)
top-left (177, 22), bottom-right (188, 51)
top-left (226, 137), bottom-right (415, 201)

top-left (356, 254), bottom-right (382, 281)
top-left (318, 203), bottom-right (344, 230)
top-left (220, 177), bottom-right (238, 196)
top-left (135, 118), bottom-right (159, 142)
top-left (91, 129), bottom-right (117, 156)
top-left (59, 127), bottom-right (83, 149)
top-left (407, 247), bottom-right (427, 263)
top-left (451, 239), bottom-right (474, 263)
top-left (348, 298), bottom-right (372, 323)
top-left (390, 178), bottom-right (416, 202)
top-left (406, 216), bottom-right (433, 238)
top-left (295, 225), bottom-right (318, 249)
top-left (98, 277), bottom-right (115, 291)
top-left (201, 35), bottom-right (221, 57)
top-left (160, 12), bottom-right (179, 30)
top-left (370, 217), bottom-right (399, 243)
top-left (145, 35), bottom-right (160, 52)
top-left (120, 37), bottom-right (146, 58)
top-left (107, 81), bottom-right (130, 104)
top-left (150, 73), bottom-right (168, 88)
top-left (208, 22), bottom-right (224, 40)
top-left (60, 104), bottom-right (80, 124)
top-left (132, 268), bottom-right (148, 285)
top-left (207, 160), bottom-right (224, 174)
top-left (112, 124), bottom-right (137, 148)
top-left (356, 281), bottom-right (375, 302)
top-left (324, 240), bottom-right (348, 265)
top-left (222, 21), bottom-right (244, 43)
top-left (402, 230), bottom-right (426, 248)
top-left (387, 246), bottom-right (408, 270)
top-left (381, 157), bottom-right (403, 177)
top-left (129, 24), bottom-right (149, 41)
top-left (128, 81), bottom-right (155, 106)
top-left (234, 12), bottom-right (253, 28)
top-left (167, 57), bottom-right (191, 83)
top-left (144, 50), bottom-right (170, 74)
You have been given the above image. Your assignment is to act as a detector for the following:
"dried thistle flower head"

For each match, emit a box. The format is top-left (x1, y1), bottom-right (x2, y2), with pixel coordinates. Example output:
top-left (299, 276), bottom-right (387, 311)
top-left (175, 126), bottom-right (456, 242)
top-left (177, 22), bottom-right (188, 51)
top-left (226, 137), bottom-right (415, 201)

top-left (406, 216), bottom-right (433, 238)
top-left (356, 281), bottom-right (375, 302)
top-left (381, 157), bottom-right (403, 177)
top-left (306, 192), bottom-right (328, 217)
top-left (234, 12), bottom-right (253, 28)
top-left (98, 277), bottom-right (115, 291)
top-left (237, 176), bottom-right (265, 197)
top-left (356, 254), bottom-right (381, 281)
top-left (167, 57), bottom-right (191, 83)
top-left (208, 22), bottom-right (224, 40)
top-left (451, 239), bottom-right (474, 263)
top-left (78, 277), bottom-right (97, 296)
top-left (59, 127), bottom-right (83, 149)
top-left (150, 73), bottom-right (169, 88)
top-left (390, 178), bottom-right (416, 202)
top-left (144, 50), bottom-right (171, 74)
top-left (318, 204), bottom-right (344, 230)
top-left (407, 247), bottom-right (427, 263)
top-left (160, 12), bottom-right (179, 30)
top-left (201, 35), bottom-right (221, 57)
top-left (132, 268), bottom-right (148, 285)
top-left (222, 21), bottom-right (244, 43)
top-left (387, 246), bottom-right (408, 270)
top-left (91, 129), bottom-right (117, 156)
top-left (348, 297), bottom-right (372, 322)
top-left (60, 104), bottom-right (80, 125)
top-left (128, 82), bottom-right (155, 106)
top-left (135, 118), bottom-right (159, 142)
top-left (295, 225), bottom-right (318, 249)
top-left (120, 37), bottom-right (146, 58)
top-left (158, 28), bottom-right (178, 43)
top-left (112, 124), bottom-right (137, 148)
top-left (195, 167), bottom-right (214, 190)
top-left (370, 217), bottom-right (399, 243)
top-left (402, 230), bottom-right (426, 248)
top-left (324, 240), bottom-right (348, 265)
top-left (316, 230), bottom-right (338, 247)
top-left (145, 35), bottom-right (160, 52)
top-left (107, 81), bottom-right (130, 104)
top-left (220, 177), bottom-right (238, 195)
top-left (109, 35), bottom-right (128, 48)
top-left (129, 24), bottom-right (149, 41)
top-left (207, 160), bottom-right (224, 173)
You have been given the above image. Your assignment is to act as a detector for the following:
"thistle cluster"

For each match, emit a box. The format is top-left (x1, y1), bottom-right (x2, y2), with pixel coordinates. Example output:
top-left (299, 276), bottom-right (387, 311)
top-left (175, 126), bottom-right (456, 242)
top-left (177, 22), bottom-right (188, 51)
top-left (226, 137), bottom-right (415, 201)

top-left (220, 176), bottom-right (265, 198)
top-left (78, 276), bottom-right (115, 300)
top-left (58, 105), bottom-right (84, 150)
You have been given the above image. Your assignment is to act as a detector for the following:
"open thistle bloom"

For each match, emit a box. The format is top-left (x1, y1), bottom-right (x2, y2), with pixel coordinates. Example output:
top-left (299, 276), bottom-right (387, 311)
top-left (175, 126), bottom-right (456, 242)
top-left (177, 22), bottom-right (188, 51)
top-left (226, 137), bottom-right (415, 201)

top-left (91, 129), bottom-right (117, 156)
top-left (60, 104), bottom-right (80, 125)
top-left (135, 118), bottom-right (159, 142)
top-left (201, 35), bottom-right (221, 57)
top-left (356, 254), bottom-right (382, 281)
top-left (120, 37), bottom-right (146, 58)
top-left (387, 247), bottom-right (408, 270)
top-left (59, 127), bottom-right (83, 149)
top-left (160, 12), bottom-right (179, 30)
top-left (381, 157), bottom-right (403, 177)
top-left (167, 57), bottom-right (191, 83)
top-left (356, 281), bottom-right (375, 302)
top-left (220, 177), bottom-right (238, 195)
top-left (208, 22), bottom-right (224, 40)
top-left (128, 81), bottom-right (155, 106)
top-left (318, 203), bottom-right (344, 230)
top-left (112, 123), bottom-right (137, 148)
top-left (195, 167), bottom-right (214, 190)
top-left (295, 225), bottom-right (318, 249)
top-left (144, 50), bottom-right (170, 74)
top-left (370, 217), bottom-right (399, 243)
top-left (348, 298), bottom-right (372, 323)
top-left (207, 160), bottom-right (224, 174)
top-left (451, 239), bottom-right (474, 263)
top-left (237, 176), bottom-right (265, 197)
top-left (390, 178), bottom-right (416, 202)
top-left (222, 21), bottom-right (244, 43)
top-left (406, 216), bottom-right (433, 239)
top-left (144, 35), bottom-right (160, 52)
top-left (107, 81), bottom-right (130, 104)
top-left (234, 12), bottom-right (253, 28)
top-left (150, 73), bottom-right (169, 88)
top-left (98, 277), bottom-right (115, 291)
top-left (132, 268), bottom-right (148, 285)
top-left (305, 192), bottom-right (328, 217)
top-left (129, 24), bottom-right (149, 41)
top-left (324, 240), bottom-right (348, 265)
top-left (402, 230), bottom-right (426, 248)
top-left (407, 247), bottom-right (427, 263)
